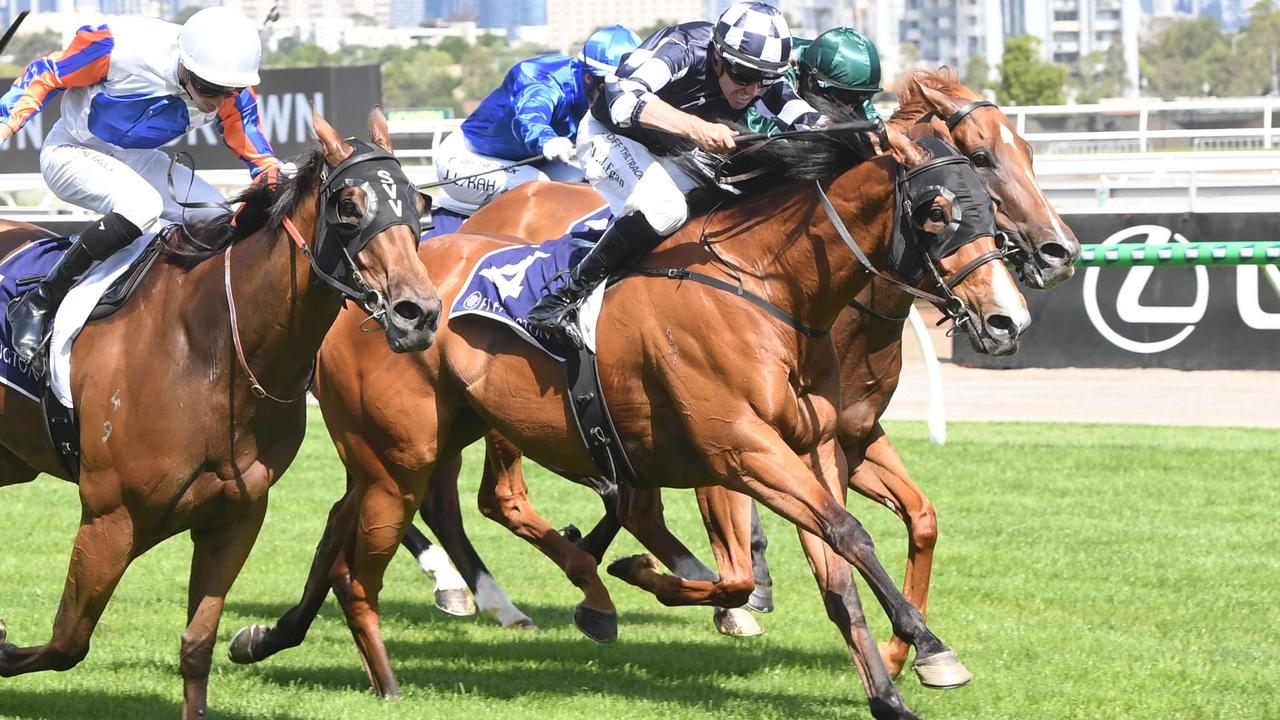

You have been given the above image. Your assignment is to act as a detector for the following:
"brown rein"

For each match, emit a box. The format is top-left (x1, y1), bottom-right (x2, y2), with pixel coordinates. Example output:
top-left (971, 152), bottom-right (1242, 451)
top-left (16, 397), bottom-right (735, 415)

top-left (223, 216), bottom-right (312, 403)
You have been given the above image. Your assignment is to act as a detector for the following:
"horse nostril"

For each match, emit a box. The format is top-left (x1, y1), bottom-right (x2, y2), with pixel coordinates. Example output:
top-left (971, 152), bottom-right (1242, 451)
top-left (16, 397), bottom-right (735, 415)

top-left (985, 313), bottom-right (1018, 337)
top-left (1038, 240), bottom-right (1075, 265)
top-left (393, 299), bottom-right (424, 324)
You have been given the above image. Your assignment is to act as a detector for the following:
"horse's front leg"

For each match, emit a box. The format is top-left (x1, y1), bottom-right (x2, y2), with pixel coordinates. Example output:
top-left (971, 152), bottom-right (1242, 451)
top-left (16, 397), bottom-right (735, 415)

top-left (1, 492), bottom-right (135, 677)
top-left (729, 420), bottom-right (970, 691)
top-left (607, 486), bottom-right (757, 610)
top-left (847, 424), bottom-right (938, 677)
top-left (182, 493), bottom-right (269, 720)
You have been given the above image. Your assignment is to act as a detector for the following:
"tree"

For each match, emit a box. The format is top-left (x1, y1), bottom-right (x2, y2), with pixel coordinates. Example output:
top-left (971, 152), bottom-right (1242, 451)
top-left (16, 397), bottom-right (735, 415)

top-left (1223, 0), bottom-right (1280, 95)
top-left (635, 19), bottom-right (676, 41)
top-left (962, 52), bottom-right (990, 91)
top-left (998, 35), bottom-right (1066, 105)
top-left (1069, 50), bottom-right (1107, 103)
top-left (1139, 17), bottom-right (1231, 98)
top-left (0, 28), bottom-right (62, 73)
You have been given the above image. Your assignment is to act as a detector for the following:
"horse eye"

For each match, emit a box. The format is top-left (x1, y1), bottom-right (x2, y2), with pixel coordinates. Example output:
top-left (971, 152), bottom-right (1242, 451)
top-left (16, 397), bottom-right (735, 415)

top-left (928, 206), bottom-right (946, 223)
top-left (339, 198), bottom-right (361, 218)
top-left (971, 151), bottom-right (991, 168)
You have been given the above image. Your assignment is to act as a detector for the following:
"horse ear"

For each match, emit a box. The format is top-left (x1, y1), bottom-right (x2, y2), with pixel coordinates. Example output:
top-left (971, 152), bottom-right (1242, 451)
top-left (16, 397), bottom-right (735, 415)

top-left (368, 105), bottom-right (393, 153)
top-left (917, 81), bottom-right (961, 118)
top-left (884, 124), bottom-right (927, 167)
top-left (312, 105), bottom-right (352, 166)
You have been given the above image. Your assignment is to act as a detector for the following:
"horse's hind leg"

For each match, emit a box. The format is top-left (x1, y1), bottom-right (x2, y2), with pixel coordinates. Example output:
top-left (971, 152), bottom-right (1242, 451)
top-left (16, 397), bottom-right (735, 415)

top-left (181, 496), bottom-right (268, 720)
top-left (0, 502), bottom-right (135, 677)
top-left (745, 502), bottom-right (775, 613)
top-left (229, 492), bottom-right (352, 665)
top-left (848, 425), bottom-right (937, 677)
top-left (418, 448), bottom-right (533, 628)
top-left (475, 434), bottom-right (615, 642)
top-left (399, 456), bottom-right (477, 618)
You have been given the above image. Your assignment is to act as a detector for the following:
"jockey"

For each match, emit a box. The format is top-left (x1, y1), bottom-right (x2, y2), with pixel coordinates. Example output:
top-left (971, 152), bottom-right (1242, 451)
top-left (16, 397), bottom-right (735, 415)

top-left (526, 2), bottom-right (820, 347)
top-left (434, 24), bottom-right (641, 215)
top-left (745, 27), bottom-right (883, 135)
top-left (1, 6), bottom-right (279, 369)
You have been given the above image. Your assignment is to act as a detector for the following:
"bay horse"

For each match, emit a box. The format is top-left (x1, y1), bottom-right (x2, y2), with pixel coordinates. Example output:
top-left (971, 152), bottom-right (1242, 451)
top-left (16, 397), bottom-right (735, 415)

top-left (0, 108), bottom-right (440, 720)
top-left (230, 124), bottom-right (1029, 719)
top-left (396, 68), bottom-right (1080, 669)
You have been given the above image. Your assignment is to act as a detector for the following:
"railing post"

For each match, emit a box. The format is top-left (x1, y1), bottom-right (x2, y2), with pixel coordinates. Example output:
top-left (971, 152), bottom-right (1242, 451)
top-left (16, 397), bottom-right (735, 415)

top-left (1265, 99), bottom-right (1274, 150)
top-left (1138, 107), bottom-right (1149, 153)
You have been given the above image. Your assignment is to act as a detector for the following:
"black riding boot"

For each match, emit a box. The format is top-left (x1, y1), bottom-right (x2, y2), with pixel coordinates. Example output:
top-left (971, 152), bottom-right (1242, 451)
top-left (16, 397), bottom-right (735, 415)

top-left (526, 212), bottom-right (664, 348)
top-left (6, 212), bottom-right (142, 374)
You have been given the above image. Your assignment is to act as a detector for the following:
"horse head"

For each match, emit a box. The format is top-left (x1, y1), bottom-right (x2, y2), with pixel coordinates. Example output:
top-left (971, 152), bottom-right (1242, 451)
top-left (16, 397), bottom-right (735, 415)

top-left (311, 107), bottom-right (441, 351)
top-left (884, 125), bottom-right (1030, 356)
top-left (895, 68), bottom-right (1080, 289)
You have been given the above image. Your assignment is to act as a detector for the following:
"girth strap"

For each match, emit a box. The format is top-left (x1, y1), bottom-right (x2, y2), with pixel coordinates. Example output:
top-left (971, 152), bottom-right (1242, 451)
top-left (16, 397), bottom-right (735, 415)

top-left (630, 266), bottom-right (829, 339)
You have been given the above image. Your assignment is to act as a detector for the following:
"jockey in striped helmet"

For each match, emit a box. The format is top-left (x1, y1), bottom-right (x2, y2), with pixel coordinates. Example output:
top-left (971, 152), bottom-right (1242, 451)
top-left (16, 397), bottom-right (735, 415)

top-left (526, 2), bottom-right (821, 348)
top-left (434, 25), bottom-right (641, 216)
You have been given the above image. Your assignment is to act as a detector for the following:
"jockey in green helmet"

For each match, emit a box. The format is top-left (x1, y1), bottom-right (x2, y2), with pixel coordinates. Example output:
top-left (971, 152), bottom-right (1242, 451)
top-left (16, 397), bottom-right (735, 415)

top-left (744, 27), bottom-right (883, 135)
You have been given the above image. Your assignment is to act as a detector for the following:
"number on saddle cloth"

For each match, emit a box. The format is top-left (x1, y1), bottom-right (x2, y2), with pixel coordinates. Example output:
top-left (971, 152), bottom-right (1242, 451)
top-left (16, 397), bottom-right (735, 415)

top-left (448, 205), bottom-right (613, 361)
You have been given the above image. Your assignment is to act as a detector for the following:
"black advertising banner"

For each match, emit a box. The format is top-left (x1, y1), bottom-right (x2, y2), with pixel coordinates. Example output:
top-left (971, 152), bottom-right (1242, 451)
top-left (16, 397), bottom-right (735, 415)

top-left (0, 65), bottom-right (381, 173)
top-left (953, 213), bottom-right (1280, 371)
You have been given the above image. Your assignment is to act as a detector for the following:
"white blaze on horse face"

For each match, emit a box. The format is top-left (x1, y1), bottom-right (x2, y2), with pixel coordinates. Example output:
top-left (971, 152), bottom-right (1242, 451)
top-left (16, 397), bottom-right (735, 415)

top-left (990, 263), bottom-right (1031, 330)
top-left (999, 121), bottom-right (1071, 247)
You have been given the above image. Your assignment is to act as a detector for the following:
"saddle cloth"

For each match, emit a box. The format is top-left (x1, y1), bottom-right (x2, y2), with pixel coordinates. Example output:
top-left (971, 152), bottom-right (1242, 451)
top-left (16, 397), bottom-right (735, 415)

top-left (449, 205), bottom-right (611, 361)
top-left (0, 231), bottom-right (155, 409)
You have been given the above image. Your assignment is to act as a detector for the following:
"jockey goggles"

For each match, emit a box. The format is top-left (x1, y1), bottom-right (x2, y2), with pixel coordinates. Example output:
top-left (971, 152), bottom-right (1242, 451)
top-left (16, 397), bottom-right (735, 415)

top-left (718, 53), bottom-right (782, 87)
top-left (188, 72), bottom-right (243, 99)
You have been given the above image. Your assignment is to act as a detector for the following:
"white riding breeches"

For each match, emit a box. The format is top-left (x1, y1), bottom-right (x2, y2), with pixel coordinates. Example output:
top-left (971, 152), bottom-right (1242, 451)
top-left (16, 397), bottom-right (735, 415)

top-left (39, 120), bottom-right (228, 233)
top-left (576, 115), bottom-right (703, 237)
top-left (434, 130), bottom-right (584, 215)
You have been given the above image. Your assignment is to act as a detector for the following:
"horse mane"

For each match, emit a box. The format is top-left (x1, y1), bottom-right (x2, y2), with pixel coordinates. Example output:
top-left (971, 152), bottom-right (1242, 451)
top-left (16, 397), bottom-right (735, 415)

top-left (887, 67), bottom-right (980, 131)
top-left (161, 147), bottom-right (327, 269)
top-left (674, 122), bottom-right (878, 217)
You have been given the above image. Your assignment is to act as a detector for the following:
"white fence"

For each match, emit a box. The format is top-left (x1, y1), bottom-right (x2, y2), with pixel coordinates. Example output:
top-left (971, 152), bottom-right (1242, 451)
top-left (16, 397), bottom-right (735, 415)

top-left (2, 98), bottom-right (1278, 220)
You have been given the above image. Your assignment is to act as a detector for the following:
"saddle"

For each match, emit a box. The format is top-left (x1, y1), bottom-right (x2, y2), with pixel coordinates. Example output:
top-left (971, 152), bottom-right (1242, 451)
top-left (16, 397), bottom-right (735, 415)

top-left (33, 226), bottom-right (173, 481)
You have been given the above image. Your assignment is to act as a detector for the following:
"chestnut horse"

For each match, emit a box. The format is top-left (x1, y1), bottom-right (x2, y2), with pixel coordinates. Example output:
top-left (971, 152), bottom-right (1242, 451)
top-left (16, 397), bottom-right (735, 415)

top-left (399, 68), bottom-right (1080, 669)
top-left (231, 125), bottom-right (1029, 719)
top-left (0, 108), bottom-right (440, 719)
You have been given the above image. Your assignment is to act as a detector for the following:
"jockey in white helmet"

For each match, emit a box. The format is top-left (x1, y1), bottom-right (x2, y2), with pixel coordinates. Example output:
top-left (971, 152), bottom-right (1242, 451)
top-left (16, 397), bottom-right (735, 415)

top-left (526, 2), bottom-right (820, 347)
top-left (0, 6), bottom-right (281, 374)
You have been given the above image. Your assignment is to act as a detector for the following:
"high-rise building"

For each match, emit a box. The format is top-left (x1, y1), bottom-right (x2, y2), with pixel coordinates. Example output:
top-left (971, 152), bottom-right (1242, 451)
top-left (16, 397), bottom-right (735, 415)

top-left (900, 0), bottom-right (1006, 80)
top-left (425, 0), bottom-right (546, 31)
top-left (1029, 0), bottom-right (1140, 95)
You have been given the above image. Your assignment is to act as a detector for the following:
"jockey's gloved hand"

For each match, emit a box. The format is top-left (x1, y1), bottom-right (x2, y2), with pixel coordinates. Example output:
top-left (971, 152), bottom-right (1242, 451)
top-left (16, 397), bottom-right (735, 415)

top-left (542, 136), bottom-right (577, 165)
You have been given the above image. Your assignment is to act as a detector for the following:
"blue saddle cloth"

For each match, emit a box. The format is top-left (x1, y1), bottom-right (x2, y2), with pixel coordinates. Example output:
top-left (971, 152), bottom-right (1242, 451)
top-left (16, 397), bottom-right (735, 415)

top-left (0, 237), bottom-right (69, 401)
top-left (449, 206), bottom-right (611, 361)
top-left (420, 207), bottom-right (469, 243)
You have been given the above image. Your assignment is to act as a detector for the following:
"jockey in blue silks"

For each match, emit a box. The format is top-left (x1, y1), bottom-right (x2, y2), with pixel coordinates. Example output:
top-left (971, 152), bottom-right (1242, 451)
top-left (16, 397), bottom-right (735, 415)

top-left (433, 24), bottom-right (641, 215)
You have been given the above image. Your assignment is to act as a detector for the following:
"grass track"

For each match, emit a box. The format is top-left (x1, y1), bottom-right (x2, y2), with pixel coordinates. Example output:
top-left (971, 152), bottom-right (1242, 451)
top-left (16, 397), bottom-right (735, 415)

top-left (0, 412), bottom-right (1277, 719)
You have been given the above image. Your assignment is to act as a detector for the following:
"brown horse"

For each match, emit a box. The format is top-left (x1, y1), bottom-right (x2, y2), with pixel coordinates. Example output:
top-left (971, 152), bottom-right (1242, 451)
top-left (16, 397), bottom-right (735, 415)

top-left (231, 124), bottom-right (1028, 719)
top-left (0, 108), bottom-right (440, 719)
top-left (398, 68), bottom-right (1079, 669)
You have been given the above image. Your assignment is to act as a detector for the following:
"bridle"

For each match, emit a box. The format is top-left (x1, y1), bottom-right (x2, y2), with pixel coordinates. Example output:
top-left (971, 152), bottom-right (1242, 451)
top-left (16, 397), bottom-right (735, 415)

top-left (224, 139), bottom-right (423, 401)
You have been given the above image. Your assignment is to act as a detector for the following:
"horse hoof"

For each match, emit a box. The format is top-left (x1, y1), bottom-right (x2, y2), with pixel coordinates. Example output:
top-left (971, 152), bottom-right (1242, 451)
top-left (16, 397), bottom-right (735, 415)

top-left (574, 605), bottom-right (618, 643)
top-left (606, 553), bottom-right (656, 580)
top-left (502, 616), bottom-right (538, 631)
top-left (747, 584), bottom-right (774, 613)
top-left (913, 649), bottom-right (972, 689)
top-left (434, 588), bottom-right (477, 617)
top-left (713, 607), bottom-right (764, 637)
top-left (228, 624), bottom-right (270, 664)
top-left (560, 524), bottom-right (583, 543)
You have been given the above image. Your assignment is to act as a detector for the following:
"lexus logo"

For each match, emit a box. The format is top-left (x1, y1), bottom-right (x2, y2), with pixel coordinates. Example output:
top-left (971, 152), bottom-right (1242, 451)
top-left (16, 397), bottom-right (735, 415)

top-left (1083, 224), bottom-right (1280, 354)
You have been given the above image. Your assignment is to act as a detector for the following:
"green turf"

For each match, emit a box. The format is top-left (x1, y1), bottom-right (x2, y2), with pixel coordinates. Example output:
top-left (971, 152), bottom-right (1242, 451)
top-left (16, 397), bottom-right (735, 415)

top-left (0, 413), bottom-right (1276, 719)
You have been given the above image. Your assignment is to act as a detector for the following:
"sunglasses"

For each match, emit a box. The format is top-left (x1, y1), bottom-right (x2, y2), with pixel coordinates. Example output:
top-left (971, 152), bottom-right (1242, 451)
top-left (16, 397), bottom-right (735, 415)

top-left (187, 72), bottom-right (242, 99)
top-left (721, 59), bottom-right (779, 88)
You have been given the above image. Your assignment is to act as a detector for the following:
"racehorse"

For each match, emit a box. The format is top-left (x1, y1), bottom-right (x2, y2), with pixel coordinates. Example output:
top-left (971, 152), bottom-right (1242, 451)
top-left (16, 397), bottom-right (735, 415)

top-left (0, 108), bottom-right (440, 720)
top-left (397, 68), bottom-right (1080, 671)
top-left (230, 122), bottom-right (1029, 719)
